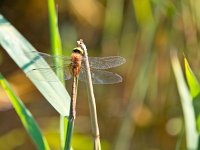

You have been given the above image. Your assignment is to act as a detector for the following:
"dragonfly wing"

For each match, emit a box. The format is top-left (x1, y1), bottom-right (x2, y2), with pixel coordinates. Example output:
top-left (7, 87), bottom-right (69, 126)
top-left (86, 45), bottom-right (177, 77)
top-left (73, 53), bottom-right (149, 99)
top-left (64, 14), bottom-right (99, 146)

top-left (27, 67), bottom-right (72, 82)
top-left (24, 51), bottom-right (71, 67)
top-left (79, 68), bottom-right (123, 84)
top-left (64, 68), bottom-right (72, 80)
top-left (88, 56), bottom-right (126, 69)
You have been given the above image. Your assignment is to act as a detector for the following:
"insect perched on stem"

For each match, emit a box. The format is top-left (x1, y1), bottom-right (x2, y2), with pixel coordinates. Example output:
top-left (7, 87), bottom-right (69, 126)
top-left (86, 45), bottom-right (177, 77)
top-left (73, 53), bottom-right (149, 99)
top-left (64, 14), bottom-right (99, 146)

top-left (26, 40), bottom-right (125, 150)
top-left (27, 42), bottom-right (126, 118)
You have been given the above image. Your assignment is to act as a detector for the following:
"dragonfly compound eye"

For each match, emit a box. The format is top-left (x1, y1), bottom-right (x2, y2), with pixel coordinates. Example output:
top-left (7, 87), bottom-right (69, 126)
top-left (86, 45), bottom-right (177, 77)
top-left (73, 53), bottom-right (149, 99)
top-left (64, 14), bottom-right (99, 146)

top-left (73, 47), bottom-right (84, 55)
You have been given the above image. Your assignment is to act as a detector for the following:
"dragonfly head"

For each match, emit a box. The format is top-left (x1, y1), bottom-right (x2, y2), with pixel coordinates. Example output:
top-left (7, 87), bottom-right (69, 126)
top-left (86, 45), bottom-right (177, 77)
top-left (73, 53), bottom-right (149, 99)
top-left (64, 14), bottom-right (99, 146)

top-left (72, 47), bottom-right (84, 56)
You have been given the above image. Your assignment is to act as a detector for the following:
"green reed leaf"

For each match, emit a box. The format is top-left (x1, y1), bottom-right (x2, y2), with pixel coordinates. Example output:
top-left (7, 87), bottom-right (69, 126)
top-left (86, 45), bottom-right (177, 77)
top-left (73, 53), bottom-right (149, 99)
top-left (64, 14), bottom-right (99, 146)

top-left (0, 73), bottom-right (50, 150)
top-left (0, 14), bottom-right (70, 116)
top-left (184, 58), bottom-right (200, 98)
top-left (47, 0), bottom-right (68, 149)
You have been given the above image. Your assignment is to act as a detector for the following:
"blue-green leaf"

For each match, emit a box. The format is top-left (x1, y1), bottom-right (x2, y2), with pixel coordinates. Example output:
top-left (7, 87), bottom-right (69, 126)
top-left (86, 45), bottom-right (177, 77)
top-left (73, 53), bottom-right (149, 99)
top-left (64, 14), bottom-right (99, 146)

top-left (0, 14), bottom-right (70, 116)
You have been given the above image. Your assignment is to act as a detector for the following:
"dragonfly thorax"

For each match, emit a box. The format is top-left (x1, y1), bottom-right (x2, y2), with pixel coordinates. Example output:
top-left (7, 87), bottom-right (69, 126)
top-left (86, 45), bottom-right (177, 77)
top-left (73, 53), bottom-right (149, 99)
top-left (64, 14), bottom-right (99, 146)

top-left (71, 52), bottom-right (83, 77)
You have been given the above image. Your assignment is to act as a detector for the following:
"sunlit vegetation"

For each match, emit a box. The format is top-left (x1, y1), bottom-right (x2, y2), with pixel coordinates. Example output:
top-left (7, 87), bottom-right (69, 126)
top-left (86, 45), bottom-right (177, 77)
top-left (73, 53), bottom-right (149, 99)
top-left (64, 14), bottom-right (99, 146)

top-left (1, 0), bottom-right (200, 149)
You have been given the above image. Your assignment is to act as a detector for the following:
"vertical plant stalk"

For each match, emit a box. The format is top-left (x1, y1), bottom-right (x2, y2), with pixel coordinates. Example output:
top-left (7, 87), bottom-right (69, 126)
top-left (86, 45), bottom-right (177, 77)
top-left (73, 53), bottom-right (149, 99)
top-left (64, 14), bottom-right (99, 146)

top-left (65, 76), bottom-right (79, 150)
top-left (114, 53), bottom-right (155, 150)
top-left (77, 40), bottom-right (101, 150)
top-left (47, 0), bottom-right (67, 149)
top-left (48, 0), bottom-right (64, 80)
top-left (171, 51), bottom-right (198, 149)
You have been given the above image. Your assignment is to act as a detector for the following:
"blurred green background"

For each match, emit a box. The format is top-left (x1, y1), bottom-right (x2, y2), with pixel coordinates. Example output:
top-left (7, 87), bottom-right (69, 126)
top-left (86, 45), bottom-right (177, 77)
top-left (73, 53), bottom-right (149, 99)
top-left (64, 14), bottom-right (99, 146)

top-left (0, 0), bottom-right (200, 149)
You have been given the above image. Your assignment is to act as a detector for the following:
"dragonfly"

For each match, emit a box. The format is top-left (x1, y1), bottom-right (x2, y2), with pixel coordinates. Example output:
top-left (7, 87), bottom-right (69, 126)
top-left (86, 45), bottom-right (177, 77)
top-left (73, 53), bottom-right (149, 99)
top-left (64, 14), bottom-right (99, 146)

top-left (26, 41), bottom-right (125, 149)
top-left (26, 45), bottom-right (125, 119)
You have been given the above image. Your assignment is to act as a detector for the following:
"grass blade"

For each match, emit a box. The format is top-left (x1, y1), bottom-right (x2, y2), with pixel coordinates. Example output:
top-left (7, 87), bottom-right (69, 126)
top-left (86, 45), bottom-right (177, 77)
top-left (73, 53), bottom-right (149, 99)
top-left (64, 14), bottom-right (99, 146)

top-left (0, 73), bottom-right (50, 150)
top-left (48, 0), bottom-right (64, 81)
top-left (171, 51), bottom-right (199, 150)
top-left (184, 58), bottom-right (200, 98)
top-left (47, 0), bottom-right (68, 149)
top-left (0, 14), bottom-right (70, 116)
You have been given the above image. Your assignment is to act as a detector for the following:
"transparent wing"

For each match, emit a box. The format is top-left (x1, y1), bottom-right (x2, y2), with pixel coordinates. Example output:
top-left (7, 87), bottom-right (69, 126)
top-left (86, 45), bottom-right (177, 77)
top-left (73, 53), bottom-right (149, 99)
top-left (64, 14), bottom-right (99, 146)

top-left (88, 56), bottom-right (126, 69)
top-left (78, 68), bottom-right (123, 84)
top-left (25, 52), bottom-right (125, 69)
top-left (24, 51), bottom-right (71, 67)
top-left (26, 66), bottom-right (72, 82)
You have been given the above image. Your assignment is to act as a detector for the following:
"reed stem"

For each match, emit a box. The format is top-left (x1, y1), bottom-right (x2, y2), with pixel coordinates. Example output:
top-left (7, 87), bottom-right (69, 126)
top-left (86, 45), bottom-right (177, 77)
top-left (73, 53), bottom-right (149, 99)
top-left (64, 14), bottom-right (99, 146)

top-left (77, 39), bottom-right (101, 150)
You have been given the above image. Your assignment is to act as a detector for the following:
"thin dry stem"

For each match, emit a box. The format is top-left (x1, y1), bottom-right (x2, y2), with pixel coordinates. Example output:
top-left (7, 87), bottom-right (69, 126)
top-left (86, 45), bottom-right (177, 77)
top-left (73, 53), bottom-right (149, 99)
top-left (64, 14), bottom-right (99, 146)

top-left (77, 39), bottom-right (101, 150)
